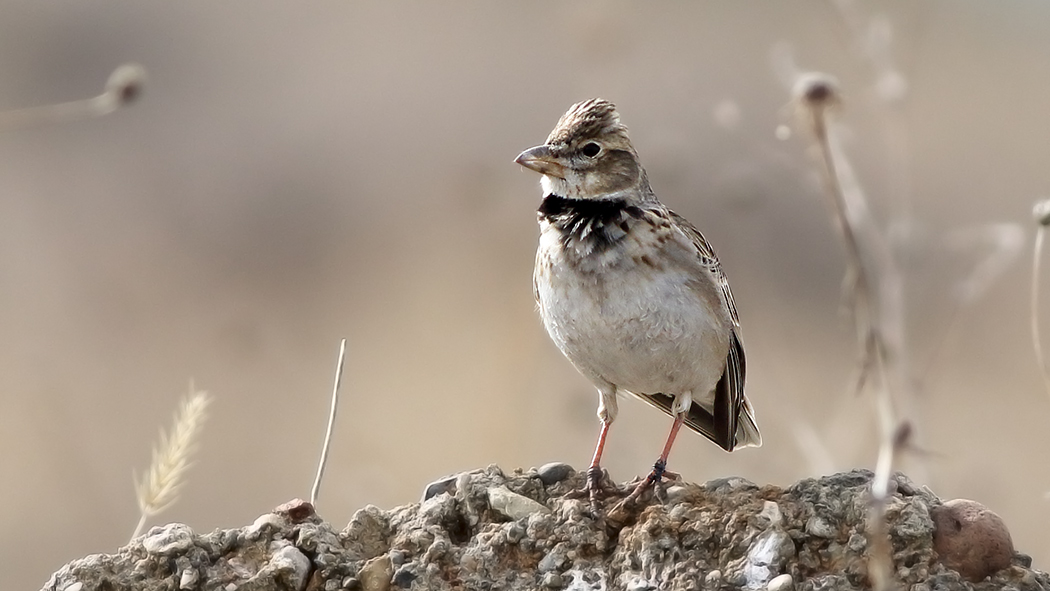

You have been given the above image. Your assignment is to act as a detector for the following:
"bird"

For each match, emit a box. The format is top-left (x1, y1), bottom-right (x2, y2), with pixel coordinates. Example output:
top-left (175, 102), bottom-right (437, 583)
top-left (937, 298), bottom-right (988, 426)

top-left (514, 98), bottom-right (761, 507)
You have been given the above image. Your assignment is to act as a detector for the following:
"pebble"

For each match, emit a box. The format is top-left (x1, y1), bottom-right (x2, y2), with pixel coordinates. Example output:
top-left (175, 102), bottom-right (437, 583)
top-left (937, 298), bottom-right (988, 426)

top-left (894, 474), bottom-right (918, 496)
top-left (273, 498), bottom-right (315, 523)
top-left (541, 572), bottom-right (565, 588)
top-left (359, 555), bottom-right (393, 591)
top-left (664, 485), bottom-right (690, 505)
top-left (847, 533), bottom-right (866, 552)
top-left (143, 524), bottom-right (195, 555)
top-left (537, 462), bottom-right (574, 485)
top-left (267, 546), bottom-right (311, 591)
top-left (742, 528), bottom-right (794, 588)
top-left (626, 579), bottom-right (656, 591)
top-left (767, 573), bottom-right (794, 591)
top-left (455, 472), bottom-right (474, 503)
top-left (703, 476), bottom-right (757, 492)
top-left (488, 486), bottom-right (550, 520)
top-left (538, 546), bottom-right (566, 573)
top-left (421, 474), bottom-right (459, 501)
top-left (759, 501), bottom-right (783, 527)
top-left (704, 569), bottom-right (722, 588)
top-left (506, 522), bottom-right (526, 544)
top-left (392, 567), bottom-right (417, 588)
top-left (179, 568), bottom-right (199, 590)
top-left (804, 515), bottom-right (836, 539)
top-left (931, 499), bottom-right (1014, 582)
top-left (247, 513), bottom-right (284, 539)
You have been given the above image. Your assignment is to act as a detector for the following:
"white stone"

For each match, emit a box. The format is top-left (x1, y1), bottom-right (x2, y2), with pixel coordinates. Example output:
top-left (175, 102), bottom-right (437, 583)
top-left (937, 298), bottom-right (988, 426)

top-left (759, 501), bottom-right (783, 526)
top-left (487, 486), bottom-right (550, 520)
top-left (767, 574), bottom-right (794, 591)
top-left (266, 546), bottom-right (311, 591)
top-left (142, 523), bottom-right (194, 555)
top-left (179, 568), bottom-right (199, 590)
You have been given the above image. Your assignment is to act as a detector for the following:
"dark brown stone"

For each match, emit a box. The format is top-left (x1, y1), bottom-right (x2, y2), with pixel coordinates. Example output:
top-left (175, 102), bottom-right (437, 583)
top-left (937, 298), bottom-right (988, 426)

top-left (932, 499), bottom-right (1014, 582)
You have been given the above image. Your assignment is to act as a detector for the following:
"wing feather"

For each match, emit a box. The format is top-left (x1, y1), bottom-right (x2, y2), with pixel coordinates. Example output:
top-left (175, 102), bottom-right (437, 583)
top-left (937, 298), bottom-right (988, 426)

top-left (656, 210), bottom-right (756, 450)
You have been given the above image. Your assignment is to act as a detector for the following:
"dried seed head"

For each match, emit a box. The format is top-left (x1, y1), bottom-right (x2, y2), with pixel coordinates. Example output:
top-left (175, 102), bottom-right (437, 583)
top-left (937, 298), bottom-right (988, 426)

top-left (793, 72), bottom-right (841, 110)
top-left (134, 389), bottom-right (211, 522)
top-left (106, 63), bottom-right (146, 105)
top-left (892, 420), bottom-right (912, 450)
top-left (1033, 199), bottom-right (1050, 226)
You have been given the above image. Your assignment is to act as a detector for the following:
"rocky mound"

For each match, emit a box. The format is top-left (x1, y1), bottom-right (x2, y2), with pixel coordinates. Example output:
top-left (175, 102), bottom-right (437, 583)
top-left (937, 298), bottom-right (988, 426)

top-left (42, 467), bottom-right (1044, 591)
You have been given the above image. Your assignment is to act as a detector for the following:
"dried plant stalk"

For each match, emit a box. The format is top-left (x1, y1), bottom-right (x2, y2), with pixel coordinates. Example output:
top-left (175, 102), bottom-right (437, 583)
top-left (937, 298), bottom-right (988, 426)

top-left (0, 63), bottom-right (144, 132)
top-left (867, 421), bottom-right (912, 591)
top-left (794, 73), bottom-right (894, 392)
top-left (311, 338), bottom-right (348, 507)
top-left (1030, 200), bottom-right (1050, 400)
top-left (794, 72), bottom-right (908, 591)
top-left (131, 387), bottom-right (212, 541)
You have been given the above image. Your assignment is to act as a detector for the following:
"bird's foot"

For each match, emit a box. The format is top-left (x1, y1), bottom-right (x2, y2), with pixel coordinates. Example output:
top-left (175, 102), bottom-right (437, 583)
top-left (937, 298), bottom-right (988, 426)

top-left (605, 462), bottom-right (683, 528)
top-left (616, 459), bottom-right (679, 508)
top-left (566, 465), bottom-right (620, 514)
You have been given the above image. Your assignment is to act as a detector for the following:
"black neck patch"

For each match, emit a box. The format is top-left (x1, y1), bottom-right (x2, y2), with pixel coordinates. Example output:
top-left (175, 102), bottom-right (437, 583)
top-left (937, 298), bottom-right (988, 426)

top-left (538, 194), bottom-right (625, 219)
top-left (539, 194), bottom-right (642, 253)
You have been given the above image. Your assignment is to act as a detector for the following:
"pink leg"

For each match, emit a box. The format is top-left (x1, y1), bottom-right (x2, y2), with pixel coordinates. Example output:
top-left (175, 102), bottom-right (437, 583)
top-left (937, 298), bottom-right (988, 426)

top-left (626, 413), bottom-right (686, 503)
top-left (651, 413), bottom-right (686, 482)
top-left (580, 420), bottom-right (612, 511)
top-left (589, 419), bottom-right (611, 471)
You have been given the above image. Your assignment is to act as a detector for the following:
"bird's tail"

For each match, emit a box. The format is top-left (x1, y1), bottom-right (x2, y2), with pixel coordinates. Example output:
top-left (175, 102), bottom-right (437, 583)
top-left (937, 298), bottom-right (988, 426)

top-left (733, 397), bottom-right (762, 448)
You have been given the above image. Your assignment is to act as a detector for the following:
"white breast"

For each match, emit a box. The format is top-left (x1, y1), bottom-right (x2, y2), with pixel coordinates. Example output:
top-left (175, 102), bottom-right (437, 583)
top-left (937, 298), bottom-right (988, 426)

top-left (535, 221), bottom-right (731, 403)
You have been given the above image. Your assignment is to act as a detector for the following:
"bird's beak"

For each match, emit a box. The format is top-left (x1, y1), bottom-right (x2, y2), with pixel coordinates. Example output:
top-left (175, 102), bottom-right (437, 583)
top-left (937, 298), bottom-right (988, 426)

top-left (514, 145), bottom-right (566, 179)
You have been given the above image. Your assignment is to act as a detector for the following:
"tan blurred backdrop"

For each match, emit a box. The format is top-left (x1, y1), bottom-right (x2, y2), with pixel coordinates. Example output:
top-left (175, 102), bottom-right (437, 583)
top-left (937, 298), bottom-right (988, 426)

top-left (2, 1), bottom-right (1049, 588)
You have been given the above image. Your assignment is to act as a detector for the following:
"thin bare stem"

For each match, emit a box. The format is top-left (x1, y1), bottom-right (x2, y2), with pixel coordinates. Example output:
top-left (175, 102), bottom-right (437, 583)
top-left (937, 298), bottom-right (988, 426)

top-left (1030, 200), bottom-right (1050, 400)
top-left (795, 72), bottom-right (909, 591)
top-left (867, 416), bottom-right (912, 591)
top-left (131, 385), bottom-right (212, 541)
top-left (0, 63), bottom-right (144, 132)
top-left (311, 338), bottom-right (348, 507)
top-left (795, 73), bottom-right (886, 393)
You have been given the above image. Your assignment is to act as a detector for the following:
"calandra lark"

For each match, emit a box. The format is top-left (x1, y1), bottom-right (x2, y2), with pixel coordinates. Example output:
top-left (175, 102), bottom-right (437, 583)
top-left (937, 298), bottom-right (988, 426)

top-left (515, 99), bottom-right (761, 506)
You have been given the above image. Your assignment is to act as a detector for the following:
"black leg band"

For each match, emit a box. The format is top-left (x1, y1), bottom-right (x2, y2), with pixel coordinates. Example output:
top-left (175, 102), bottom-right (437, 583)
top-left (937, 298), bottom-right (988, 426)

top-left (648, 459), bottom-right (667, 484)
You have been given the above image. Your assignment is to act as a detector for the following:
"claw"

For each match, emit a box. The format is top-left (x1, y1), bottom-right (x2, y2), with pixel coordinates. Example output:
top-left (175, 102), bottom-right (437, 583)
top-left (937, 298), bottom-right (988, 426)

top-left (586, 466), bottom-right (604, 513)
top-left (623, 459), bottom-right (670, 505)
top-left (565, 466), bottom-right (621, 514)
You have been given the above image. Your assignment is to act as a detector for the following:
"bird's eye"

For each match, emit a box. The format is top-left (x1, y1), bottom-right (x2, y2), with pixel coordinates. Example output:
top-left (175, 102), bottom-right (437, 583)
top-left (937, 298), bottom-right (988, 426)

top-left (581, 142), bottom-right (602, 157)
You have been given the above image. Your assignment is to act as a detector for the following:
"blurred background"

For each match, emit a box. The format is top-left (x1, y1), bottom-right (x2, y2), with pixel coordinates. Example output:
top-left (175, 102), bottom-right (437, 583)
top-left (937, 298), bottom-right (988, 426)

top-left (2, 1), bottom-right (1049, 588)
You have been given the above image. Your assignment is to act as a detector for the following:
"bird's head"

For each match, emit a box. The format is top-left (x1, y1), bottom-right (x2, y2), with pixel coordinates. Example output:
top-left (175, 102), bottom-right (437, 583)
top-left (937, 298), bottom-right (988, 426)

top-left (515, 98), bottom-right (644, 200)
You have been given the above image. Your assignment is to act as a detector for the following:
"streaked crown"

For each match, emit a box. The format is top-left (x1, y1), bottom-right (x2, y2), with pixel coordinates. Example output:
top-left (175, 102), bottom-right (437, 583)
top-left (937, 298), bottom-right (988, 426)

top-left (546, 98), bottom-right (631, 146)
